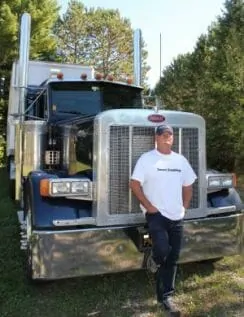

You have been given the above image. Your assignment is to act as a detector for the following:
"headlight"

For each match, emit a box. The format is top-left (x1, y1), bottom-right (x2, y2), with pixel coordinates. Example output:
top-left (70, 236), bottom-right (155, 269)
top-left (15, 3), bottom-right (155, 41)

top-left (71, 181), bottom-right (89, 194)
top-left (208, 177), bottom-right (222, 188)
top-left (208, 174), bottom-right (234, 189)
top-left (52, 181), bottom-right (71, 195)
top-left (40, 178), bottom-right (92, 199)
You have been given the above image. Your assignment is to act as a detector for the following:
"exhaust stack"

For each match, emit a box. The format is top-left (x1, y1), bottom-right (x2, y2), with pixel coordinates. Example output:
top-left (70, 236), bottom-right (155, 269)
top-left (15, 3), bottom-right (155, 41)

top-left (133, 29), bottom-right (142, 87)
top-left (18, 13), bottom-right (31, 119)
top-left (15, 13), bottom-right (31, 203)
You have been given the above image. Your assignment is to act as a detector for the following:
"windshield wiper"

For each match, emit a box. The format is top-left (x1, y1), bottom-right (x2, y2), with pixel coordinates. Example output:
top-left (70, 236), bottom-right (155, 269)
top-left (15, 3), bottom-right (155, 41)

top-left (52, 114), bottom-right (96, 126)
top-left (57, 110), bottom-right (84, 115)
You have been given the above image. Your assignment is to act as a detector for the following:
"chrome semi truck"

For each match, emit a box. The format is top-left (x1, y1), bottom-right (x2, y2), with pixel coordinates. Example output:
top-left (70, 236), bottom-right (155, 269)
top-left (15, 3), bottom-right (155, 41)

top-left (6, 13), bottom-right (243, 280)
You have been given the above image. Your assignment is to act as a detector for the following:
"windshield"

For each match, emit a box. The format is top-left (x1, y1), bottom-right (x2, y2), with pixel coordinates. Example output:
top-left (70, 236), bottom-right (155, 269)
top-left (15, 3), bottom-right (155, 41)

top-left (103, 83), bottom-right (142, 109)
top-left (49, 83), bottom-right (101, 117)
top-left (48, 81), bottom-right (142, 121)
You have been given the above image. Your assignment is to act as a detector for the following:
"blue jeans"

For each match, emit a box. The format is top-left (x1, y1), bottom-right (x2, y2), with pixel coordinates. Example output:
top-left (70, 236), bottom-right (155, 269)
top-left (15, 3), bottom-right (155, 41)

top-left (146, 211), bottom-right (183, 302)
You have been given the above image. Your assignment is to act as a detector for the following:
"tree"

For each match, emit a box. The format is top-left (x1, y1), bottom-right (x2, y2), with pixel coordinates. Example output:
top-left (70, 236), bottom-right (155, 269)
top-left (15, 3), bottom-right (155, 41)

top-left (154, 0), bottom-right (244, 172)
top-left (0, 0), bottom-right (59, 66)
top-left (0, 0), bottom-right (59, 165)
top-left (54, 0), bottom-right (88, 64)
top-left (54, 1), bottom-right (150, 86)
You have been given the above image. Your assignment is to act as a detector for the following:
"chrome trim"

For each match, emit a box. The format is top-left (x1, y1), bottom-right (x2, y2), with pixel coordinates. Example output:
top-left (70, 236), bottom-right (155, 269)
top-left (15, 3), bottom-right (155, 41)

top-left (94, 109), bottom-right (207, 226)
top-left (16, 13), bottom-right (31, 201)
top-left (52, 205), bottom-right (238, 227)
top-left (47, 177), bottom-right (93, 199)
top-left (128, 126), bottom-right (133, 212)
top-left (53, 217), bottom-right (96, 226)
top-left (178, 127), bottom-right (182, 154)
top-left (30, 213), bottom-right (243, 280)
top-left (21, 121), bottom-right (47, 176)
top-left (133, 29), bottom-right (142, 87)
top-left (19, 13), bottom-right (31, 116)
top-left (184, 205), bottom-right (237, 219)
top-left (206, 173), bottom-right (234, 190)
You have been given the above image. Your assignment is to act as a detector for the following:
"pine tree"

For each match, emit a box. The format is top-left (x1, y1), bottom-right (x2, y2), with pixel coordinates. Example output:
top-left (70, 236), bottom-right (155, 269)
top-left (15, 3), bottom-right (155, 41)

top-left (155, 0), bottom-right (244, 171)
top-left (54, 1), bottom-right (150, 86)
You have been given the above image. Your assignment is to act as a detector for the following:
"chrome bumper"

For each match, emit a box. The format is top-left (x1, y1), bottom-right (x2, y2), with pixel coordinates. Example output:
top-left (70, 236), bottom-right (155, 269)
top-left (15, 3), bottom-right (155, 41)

top-left (31, 213), bottom-right (244, 280)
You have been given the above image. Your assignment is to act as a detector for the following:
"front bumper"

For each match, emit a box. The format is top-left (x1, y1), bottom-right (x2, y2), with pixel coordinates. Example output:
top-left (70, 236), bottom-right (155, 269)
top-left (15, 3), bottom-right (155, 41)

top-left (30, 213), bottom-right (244, 280)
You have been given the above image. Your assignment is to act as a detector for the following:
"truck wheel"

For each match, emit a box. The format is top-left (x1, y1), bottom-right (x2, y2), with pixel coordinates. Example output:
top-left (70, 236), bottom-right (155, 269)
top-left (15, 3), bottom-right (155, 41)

top-left (7, 156), bottom-right (15, 200)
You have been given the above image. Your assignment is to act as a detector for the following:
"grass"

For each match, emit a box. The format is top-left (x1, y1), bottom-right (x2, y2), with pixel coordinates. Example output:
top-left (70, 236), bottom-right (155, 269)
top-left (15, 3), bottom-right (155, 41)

top-left (0, 167), bottom-right (243, 317)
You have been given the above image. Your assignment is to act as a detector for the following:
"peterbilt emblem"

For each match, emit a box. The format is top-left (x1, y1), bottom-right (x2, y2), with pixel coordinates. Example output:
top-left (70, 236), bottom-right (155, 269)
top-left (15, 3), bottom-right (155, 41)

top-left (147, 114), bottom-right (165, 122)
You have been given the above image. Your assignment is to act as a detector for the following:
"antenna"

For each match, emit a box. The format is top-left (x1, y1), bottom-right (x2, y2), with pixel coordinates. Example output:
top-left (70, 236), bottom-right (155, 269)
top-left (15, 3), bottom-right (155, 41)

top-left (160, 33), bottom-right (162, 80)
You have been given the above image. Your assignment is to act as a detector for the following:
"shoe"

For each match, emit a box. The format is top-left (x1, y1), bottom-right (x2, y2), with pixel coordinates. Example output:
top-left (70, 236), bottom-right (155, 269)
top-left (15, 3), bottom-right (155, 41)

top-left (161, 296), bottom-right (181, 316)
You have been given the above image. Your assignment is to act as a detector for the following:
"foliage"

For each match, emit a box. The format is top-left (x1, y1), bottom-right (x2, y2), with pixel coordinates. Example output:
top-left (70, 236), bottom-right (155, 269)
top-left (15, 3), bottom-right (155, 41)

top-left (0, 0), bottom-right (59, 165)
top-left (0, 0), bottom-right (59, 66)
top-left (54, 0), bottom-right (150, 86)
top-left (155, 0), bottom-right (244, 172)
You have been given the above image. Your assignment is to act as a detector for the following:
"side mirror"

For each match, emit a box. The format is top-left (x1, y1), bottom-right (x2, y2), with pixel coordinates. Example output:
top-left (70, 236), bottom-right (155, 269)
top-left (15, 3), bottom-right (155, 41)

top-left (0, 77), bottom-right (5, 96)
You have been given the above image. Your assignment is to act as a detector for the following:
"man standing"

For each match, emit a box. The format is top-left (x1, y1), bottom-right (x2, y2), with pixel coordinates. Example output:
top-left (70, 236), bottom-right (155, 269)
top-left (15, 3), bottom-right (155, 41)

top-left (130, 124), bottom-right (197, 316)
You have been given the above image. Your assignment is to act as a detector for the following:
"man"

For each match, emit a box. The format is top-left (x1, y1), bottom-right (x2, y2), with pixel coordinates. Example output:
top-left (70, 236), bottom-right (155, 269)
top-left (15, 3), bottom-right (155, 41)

top-left (130, 124), bottom-right (197, 316)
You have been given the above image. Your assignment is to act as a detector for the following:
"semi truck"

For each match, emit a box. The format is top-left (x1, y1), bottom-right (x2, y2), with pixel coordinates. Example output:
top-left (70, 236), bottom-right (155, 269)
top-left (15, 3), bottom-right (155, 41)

top-left (6, 13), bottom-right (243, 280)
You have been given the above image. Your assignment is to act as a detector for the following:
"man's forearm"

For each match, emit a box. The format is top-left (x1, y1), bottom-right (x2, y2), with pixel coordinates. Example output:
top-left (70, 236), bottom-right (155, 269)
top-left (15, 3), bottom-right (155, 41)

top-left (182, 185), bottom-right (193, 209)
top-left (130, 180), bottom-right (157, 212)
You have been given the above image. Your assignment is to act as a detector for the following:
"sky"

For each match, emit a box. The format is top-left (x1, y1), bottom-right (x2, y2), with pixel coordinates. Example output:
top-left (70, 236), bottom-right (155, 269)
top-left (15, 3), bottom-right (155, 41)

top-left (57, 0), bottom-right (225, 88)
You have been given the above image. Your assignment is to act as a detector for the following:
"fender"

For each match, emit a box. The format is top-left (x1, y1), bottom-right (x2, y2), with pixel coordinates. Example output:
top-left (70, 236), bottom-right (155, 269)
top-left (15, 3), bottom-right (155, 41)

top-left (208, 187), bottom-right (242, 209)
top-left (26, 171), bottom-right (92, 228)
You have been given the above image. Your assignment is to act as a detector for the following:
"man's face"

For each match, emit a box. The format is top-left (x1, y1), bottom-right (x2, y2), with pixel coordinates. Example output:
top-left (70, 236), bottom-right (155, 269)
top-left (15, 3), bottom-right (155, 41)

top-left (156, 131), bottom-right (174, 146)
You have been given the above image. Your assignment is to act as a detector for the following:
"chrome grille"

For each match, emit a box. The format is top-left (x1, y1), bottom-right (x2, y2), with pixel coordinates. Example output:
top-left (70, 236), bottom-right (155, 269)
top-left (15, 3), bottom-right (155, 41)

top-left (182, 128), bottom-right (199, 209)
top-left (45, 150), bottom-right (60, 165)
top-left (109, 127), bottom-right (130, 214)
top-left (109, 126), bottom-right (199, 214)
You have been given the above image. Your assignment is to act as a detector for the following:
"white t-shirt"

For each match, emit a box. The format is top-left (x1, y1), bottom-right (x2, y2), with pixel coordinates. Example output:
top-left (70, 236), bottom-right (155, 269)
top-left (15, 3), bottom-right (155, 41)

top-left (131, 149), bottom-right (197, 220)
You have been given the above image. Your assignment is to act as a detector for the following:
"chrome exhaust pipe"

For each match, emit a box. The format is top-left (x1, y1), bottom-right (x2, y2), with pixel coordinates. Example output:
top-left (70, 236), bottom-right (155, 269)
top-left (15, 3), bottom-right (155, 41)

top-left (133, 29), bottom-right (142, 87)
top-left (16, 13), bottom-right (31, 202)
top-left (19, 13), bottom-right (31, 118)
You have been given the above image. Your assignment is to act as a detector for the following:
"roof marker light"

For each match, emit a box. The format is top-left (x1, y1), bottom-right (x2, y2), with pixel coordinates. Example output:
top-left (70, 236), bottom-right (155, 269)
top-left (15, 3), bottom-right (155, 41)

top-left (81, 73), bottom-right (87, 80)
top-left (107, 74), bottom-right (114, 81)
top-left (57, 72), bottom-right (64, 80)
top-left (95, 73), bottom-right (103, 80)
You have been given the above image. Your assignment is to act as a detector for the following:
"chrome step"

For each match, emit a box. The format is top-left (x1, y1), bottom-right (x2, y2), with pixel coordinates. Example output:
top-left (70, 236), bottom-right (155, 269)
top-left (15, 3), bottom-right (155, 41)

top-left (18, 210), bottom-right (27, 250)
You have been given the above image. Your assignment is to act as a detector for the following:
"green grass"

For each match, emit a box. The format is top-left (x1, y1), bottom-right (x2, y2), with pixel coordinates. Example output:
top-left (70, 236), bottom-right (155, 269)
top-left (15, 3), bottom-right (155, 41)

top-left (0, 167), bottom-right (243, 317)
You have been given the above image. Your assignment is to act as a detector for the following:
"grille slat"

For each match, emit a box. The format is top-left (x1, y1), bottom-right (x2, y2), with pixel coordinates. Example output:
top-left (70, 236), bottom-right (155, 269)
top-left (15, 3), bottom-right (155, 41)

top-left (182, 128), bottom-right (199, 208)
top-left (131, 127), bottom-right (155, 213)
top-left (109, 126), bottom-right (199, 214)
top-left (109, 127), bottom-right (130, 214)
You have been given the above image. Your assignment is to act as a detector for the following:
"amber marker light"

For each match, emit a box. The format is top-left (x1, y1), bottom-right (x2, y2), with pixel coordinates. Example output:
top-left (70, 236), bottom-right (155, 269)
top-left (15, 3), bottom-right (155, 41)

top-left (95, 73), bottom-right (103, 80)
top-left (127, 78), bottom-right (133, 85)
top-left (40, 179), bottom-right (50, 197)
top-left (107, 74), bottom-right (114, 81)
top-left (57, 72), bottom-right (64, 80)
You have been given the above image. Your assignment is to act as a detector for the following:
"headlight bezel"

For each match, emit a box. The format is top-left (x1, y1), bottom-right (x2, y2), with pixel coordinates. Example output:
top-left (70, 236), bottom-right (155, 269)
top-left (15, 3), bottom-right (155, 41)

top-left (207, 174), bottom-right (235, 189)
top-left (40, 178), bottom-right (92, 199)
